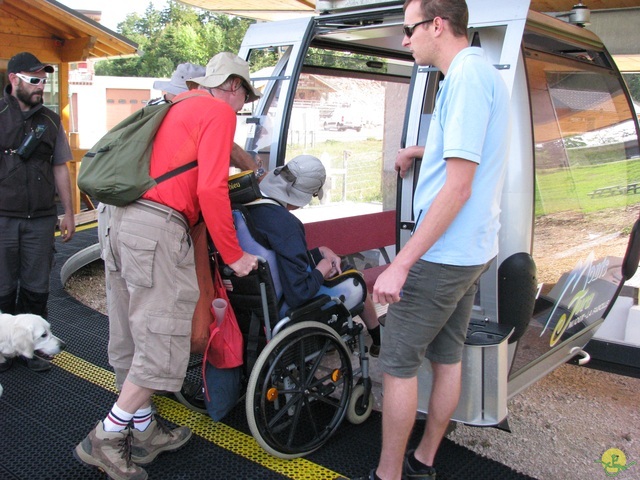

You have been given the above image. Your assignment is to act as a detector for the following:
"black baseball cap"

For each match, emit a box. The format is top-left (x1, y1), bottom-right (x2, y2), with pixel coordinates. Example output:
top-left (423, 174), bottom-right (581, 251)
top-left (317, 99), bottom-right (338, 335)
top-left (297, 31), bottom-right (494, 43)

top-left (7, 52), bottom-right (54, 74)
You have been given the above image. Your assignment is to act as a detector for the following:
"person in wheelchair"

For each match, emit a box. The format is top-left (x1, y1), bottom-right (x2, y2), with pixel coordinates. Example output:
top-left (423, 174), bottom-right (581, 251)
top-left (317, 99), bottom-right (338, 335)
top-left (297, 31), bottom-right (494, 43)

top-left (246, 154), bottom-right (382, 356)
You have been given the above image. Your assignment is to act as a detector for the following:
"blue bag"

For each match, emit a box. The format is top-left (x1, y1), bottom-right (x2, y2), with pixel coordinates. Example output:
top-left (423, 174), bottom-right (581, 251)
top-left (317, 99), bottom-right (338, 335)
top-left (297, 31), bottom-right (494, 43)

top-left (203, 362), bottom-right (241, 422)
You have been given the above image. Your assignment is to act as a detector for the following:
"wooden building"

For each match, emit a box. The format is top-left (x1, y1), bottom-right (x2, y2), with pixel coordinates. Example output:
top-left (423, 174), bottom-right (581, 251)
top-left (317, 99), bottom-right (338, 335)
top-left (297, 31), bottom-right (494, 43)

top-left (0, 0), bottom-right (138, 217)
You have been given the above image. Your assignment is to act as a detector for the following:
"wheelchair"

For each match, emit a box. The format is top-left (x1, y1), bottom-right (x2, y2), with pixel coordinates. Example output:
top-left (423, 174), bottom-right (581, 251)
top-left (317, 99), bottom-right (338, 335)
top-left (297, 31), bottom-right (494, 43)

top-left (175, 205), bottom-right (375, 459)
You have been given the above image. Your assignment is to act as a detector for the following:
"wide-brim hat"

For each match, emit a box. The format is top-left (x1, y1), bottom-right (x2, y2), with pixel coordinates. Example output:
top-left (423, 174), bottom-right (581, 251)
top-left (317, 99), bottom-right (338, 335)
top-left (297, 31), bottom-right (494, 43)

top-left (187, 52), bottom-right (262, 103)
top-left (8, 52), bottom-right (54, 74)
top-left (153, 62), bottom-right (205, 95)
top-left (259, 155), bottom-right (326, 208)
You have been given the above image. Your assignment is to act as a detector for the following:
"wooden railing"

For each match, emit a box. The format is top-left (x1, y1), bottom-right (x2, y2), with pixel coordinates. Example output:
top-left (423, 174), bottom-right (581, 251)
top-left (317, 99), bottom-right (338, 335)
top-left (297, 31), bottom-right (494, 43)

top-left (66, 133), bottom-right (97, 226)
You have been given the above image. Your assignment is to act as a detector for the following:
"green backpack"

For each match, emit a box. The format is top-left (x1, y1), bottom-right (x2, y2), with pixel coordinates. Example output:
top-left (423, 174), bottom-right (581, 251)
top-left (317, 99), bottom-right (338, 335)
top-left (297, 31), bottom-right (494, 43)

top-left (78, 94), bottom-right (199, 207)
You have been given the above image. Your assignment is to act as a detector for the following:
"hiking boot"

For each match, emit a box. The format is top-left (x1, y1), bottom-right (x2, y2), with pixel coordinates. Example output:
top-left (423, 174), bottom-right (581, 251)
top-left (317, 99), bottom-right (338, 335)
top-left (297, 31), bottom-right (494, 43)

top-left (130, 416), bottom-right (192, 465)
top-left (0, 357), bottom-right (13, 372)
top-left (403, 450), bottom-right (437, 479)
top-left (73, 421), bottom-right (147, 480)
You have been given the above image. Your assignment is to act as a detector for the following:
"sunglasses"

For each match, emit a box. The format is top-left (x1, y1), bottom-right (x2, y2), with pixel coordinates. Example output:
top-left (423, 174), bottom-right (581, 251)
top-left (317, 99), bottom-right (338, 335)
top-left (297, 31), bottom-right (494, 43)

top-left (214, 83), bottom-right (251, 103)
top-left (15, 73), bottom-right (47, 86)
top-left (403, 16), bottom-right (448, 38)
top-left (239, 84), bottom-right (251, 103)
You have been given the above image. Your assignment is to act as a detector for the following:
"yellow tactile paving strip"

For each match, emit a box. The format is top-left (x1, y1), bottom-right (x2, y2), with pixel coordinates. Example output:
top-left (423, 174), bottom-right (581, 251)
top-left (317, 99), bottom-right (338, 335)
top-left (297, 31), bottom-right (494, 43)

top-left (55, 221), bottom-right (98, 236)
top-left (52, 350), bottom-right (345, 480)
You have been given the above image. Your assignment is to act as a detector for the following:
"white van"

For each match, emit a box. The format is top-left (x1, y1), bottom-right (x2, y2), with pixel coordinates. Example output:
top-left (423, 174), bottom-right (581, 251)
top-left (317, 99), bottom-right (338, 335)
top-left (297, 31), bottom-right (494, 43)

top-left (323, 110), bottom-right (363, 132)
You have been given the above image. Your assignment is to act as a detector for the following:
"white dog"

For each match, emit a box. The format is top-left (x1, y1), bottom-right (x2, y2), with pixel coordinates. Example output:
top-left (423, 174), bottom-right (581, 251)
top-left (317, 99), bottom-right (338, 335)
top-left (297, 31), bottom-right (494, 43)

top-left (0, 313), bottom-right (66, 398)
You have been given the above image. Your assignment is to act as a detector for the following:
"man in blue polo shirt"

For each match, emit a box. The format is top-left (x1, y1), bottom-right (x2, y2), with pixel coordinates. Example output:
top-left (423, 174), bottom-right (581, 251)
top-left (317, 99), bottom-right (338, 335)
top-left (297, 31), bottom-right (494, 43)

top-left (358, 0), bottom-right (510, 479)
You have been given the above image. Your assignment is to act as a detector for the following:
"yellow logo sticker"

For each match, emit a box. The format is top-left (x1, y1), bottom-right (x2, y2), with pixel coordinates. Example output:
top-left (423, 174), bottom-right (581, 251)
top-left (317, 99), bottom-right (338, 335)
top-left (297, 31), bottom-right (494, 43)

top-left (595, 448), bottom-right (636, 477)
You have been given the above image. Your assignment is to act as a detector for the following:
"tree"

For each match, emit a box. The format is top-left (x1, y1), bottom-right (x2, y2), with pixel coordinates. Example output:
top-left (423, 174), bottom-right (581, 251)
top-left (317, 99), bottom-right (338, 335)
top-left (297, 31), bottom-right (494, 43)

top-left (95, 1), bottom-right (254, 77)
top-left (623, 73), bottom-right (640, 105)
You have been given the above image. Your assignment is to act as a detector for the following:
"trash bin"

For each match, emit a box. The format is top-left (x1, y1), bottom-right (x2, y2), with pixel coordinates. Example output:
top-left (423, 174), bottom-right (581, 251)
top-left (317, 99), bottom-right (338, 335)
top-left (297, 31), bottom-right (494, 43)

top-left (417, 319), bottom-right (513, 426)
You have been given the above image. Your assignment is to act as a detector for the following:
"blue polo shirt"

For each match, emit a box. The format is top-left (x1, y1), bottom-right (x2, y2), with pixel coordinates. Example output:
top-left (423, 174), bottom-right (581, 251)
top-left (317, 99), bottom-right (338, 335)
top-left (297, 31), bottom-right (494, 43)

top-left (413, 47), bottom-right (510, 266)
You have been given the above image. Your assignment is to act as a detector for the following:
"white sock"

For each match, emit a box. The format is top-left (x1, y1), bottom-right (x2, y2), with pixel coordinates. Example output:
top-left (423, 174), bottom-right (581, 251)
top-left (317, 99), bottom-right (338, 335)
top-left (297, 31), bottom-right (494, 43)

top-left (103, 403), bottom-right (134, 432)
top-left (133, 406), bottom-right (153, 431)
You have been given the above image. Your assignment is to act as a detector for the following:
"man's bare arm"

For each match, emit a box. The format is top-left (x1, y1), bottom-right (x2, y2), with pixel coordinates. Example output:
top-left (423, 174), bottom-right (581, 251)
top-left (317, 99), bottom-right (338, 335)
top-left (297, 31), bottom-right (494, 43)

top-left (231, 143), bottom-right (260, 172)
top-left (373, 158), bottom-right (477, 305)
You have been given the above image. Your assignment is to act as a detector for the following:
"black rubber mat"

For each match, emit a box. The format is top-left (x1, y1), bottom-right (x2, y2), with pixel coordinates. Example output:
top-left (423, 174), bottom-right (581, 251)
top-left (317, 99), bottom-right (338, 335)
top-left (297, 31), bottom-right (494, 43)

top-left (0, 227), bottom-right (537, 480)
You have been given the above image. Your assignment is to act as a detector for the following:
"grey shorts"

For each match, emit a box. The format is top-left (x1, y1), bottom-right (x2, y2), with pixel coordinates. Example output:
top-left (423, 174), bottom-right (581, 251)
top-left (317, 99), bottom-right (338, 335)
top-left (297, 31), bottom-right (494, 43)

top-left (379, 259), bottom-right (490, 378)
top-left (105, 203), bottom-right (199, 392)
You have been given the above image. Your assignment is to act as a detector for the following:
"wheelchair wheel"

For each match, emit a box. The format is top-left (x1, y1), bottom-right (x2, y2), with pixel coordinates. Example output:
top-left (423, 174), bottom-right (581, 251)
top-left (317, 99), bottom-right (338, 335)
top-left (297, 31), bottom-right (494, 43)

top-left (346, 384), bottom-right (374, 425)
top-left (174, 354), bottom-right (208, 415)
top-left (246, 321), bottom-right (353, 459)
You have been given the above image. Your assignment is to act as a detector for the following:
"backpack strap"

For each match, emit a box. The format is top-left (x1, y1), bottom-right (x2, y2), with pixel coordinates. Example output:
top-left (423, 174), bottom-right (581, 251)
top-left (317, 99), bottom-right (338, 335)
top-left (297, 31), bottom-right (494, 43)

top-left (153, 159), bottom-right (198, 183)
top-left (150, 92), bottom-right (202, 185)
top-left (170, 91), bottom-right (203, 105)
top-left (244, 197), bottom-right (283, 207)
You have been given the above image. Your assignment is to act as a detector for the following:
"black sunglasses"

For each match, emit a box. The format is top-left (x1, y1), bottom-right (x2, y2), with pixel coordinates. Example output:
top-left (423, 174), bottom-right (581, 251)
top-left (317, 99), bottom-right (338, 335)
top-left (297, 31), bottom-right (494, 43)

top-left (403, 16), bottom-right (448, 38)
top-left (236, 81), bottom-right (251, 103)
top-left (241, 85), bottom-right (251, 103)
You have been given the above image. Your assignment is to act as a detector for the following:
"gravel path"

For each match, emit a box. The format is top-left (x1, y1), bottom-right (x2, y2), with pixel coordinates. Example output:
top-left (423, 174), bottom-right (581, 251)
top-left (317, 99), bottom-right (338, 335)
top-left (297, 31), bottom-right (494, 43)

top-left (364, 346), bottom-right (639, 480)
top-left (446, 363), bottom-right (639, 480)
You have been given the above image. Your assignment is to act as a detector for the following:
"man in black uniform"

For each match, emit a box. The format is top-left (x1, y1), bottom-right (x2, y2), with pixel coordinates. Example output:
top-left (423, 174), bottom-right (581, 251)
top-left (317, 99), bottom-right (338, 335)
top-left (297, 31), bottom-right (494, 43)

top-left (0, 52), bottom-right (75, 372)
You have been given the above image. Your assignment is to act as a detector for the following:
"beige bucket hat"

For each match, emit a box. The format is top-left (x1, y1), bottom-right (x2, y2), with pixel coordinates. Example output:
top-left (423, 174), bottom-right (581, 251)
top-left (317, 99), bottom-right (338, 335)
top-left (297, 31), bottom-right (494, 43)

top-left (187, 52), bottom-right (262, 103)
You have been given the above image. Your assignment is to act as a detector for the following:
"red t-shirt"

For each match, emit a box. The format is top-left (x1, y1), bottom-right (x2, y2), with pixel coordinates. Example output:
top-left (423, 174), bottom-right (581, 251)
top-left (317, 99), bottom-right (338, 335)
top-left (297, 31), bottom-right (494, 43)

top-left (142, 90), bottom-right (243, 265)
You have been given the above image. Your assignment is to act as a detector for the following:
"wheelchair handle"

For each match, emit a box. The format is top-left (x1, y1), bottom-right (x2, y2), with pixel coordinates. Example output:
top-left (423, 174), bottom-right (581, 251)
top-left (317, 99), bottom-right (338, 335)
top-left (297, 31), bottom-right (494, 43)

top-left (223, 256), bottom-right (267, 277)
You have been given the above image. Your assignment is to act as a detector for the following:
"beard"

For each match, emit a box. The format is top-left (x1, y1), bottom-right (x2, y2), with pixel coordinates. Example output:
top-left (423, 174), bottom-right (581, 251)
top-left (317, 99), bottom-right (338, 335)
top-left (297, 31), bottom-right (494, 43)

top-left (15, 82), bottom-right (43, 108)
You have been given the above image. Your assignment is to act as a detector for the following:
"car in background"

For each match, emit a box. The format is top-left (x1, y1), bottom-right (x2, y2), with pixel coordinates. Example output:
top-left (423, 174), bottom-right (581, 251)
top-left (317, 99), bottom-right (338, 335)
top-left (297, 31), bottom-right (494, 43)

top-left (323, 114), bottom-right (362, 132)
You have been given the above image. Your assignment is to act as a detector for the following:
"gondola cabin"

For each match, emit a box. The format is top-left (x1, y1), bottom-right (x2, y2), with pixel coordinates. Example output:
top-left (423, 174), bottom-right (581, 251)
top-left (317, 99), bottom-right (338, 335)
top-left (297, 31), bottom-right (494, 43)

top-left (235, 0), bottom-right (640, 426)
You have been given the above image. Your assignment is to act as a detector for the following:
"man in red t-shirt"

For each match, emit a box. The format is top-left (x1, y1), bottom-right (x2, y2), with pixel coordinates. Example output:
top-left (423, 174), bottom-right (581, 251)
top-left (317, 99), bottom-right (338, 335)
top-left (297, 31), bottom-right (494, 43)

top-left (75, 53), bottom-right (262, 479)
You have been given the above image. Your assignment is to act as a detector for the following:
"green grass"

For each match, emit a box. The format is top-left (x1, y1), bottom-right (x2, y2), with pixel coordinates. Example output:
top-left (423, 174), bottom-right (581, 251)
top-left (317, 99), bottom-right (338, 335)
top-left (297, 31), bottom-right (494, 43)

top-left (286, 137), bottom-right (640, 217)
top-left (287, 138), bottom-right (383, 204)
top-left (535, 158), bottom-right (640, 216)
